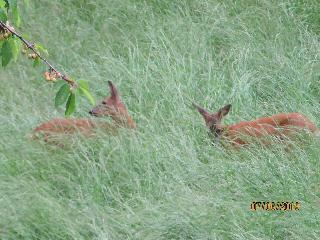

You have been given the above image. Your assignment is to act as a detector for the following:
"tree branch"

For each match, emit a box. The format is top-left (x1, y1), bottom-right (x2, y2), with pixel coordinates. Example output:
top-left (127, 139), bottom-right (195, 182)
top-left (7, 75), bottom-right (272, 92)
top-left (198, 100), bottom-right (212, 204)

top-left (0, 20), bottom-right (77, 87)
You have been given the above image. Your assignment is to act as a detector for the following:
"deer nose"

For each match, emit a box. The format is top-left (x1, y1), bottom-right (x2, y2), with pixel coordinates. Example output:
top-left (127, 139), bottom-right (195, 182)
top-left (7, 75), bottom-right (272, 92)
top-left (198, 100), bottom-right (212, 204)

top-left (89, 110), bottom-right (93, 115)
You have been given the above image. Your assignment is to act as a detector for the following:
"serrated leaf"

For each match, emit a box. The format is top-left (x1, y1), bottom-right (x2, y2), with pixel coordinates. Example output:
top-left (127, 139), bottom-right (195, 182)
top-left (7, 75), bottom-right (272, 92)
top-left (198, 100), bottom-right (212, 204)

top-left (12, 6), bottom-right (20, 27)
top-left (0, 8), bottom-right (7, 21)
top-left (1, 40), bottom-right (12, 66)
top-left (65, 93), bottom-right (76, 116)
top-left (79, 87), bottom-right (95, 105)
top-left (33, 56), bottom-right (40, 67)
top-left (55, 83), bottom-right (70, 108)
top-left (9, 38), bottom-right (19, 61)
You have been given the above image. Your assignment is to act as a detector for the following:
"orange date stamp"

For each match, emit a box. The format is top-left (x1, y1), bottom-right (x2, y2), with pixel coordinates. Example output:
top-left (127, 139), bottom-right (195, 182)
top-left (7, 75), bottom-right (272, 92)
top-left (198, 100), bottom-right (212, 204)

top-left (250, 201), bottom-right (301, 211)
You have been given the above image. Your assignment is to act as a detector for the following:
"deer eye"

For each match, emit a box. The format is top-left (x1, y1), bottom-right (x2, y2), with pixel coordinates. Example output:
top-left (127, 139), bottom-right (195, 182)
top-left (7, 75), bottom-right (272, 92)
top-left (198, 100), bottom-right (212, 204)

top-left (102, 101), bottom-right (107, 105)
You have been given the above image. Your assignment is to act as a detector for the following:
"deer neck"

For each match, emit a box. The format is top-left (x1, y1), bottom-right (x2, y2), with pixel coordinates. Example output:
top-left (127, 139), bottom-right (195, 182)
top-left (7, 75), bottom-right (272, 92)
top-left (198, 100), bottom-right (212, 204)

top-left (112, 113), bottom-right (136, 129)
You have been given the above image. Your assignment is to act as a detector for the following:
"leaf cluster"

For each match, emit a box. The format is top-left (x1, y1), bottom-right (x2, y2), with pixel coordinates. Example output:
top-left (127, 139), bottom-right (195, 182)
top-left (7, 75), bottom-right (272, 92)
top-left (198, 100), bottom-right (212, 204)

top-left (0, 0), bottom-right (95, 116)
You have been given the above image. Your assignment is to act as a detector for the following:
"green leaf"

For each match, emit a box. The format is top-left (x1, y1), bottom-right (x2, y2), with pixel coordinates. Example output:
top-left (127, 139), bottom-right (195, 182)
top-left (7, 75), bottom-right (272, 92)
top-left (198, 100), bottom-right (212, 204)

top-left (78, 79), bottom-right (89, 91)
top-left (1, 40), bottom-right (12, 66)
top-left (54, 79), bottom-right (66, 90)
top-left (12, 5), bottom-right (20, 27)
top-left (0, 8), bottom-right (7, 21)
top-left (33, 57), bottom-right (40, 67)
top-left (55, 83), bottom-right (70, 108)
top-left (65, 93), bottom-right (76, 116)
top-left (7, 1), bottom-right (20, 26)
top-left (77, 79), bottom-right (95, 105)
top-left (9, 37), bottom-right (19, 61)
top-left (0, 0), bottom-right (6, 8)
top-left (79, 87), bottom-right (95, 105)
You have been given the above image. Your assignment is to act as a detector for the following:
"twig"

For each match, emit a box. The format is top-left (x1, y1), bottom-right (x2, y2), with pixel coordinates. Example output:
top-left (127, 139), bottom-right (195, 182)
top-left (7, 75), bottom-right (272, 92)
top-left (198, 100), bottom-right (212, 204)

top-left (0, 20), bottom-right (77, 87)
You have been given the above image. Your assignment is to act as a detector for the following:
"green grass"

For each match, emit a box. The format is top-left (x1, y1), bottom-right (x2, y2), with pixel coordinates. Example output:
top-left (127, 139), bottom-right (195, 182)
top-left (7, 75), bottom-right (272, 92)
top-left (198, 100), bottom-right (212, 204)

top-left (0, 0), bottom-right (320, 239)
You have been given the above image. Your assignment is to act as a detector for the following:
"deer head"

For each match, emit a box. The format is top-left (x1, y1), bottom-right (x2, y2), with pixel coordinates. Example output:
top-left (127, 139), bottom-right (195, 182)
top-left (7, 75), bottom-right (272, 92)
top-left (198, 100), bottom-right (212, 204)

top-left (194, 103), bottom-right (231, 140)
top-left (89, 81), bottom-right (136, 129)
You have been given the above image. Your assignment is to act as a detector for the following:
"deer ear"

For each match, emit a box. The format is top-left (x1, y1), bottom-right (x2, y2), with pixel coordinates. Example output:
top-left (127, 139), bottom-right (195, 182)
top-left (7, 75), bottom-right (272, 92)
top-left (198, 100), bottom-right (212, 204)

top-left (193, 102), bottom-right (209, 116)
top-left (193, 102), bottom-right (213, 124)
top-left (108, 81), bottom-right (120, 101)
top-left (218, 104), bottom-right (231, 119)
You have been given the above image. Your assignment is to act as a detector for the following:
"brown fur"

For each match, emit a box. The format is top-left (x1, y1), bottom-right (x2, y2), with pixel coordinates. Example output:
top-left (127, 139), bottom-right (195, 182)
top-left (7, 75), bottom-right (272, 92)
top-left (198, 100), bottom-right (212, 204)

top-left (194, 103), bottom-right (318, 146)
top-left (33, 81), bottom-right (135, 142)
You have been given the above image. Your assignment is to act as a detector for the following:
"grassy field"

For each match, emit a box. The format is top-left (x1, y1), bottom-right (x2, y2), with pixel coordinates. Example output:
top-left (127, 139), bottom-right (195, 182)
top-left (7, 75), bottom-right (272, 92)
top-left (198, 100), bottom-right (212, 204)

top-left (0, 0), bottom-right (320, 239)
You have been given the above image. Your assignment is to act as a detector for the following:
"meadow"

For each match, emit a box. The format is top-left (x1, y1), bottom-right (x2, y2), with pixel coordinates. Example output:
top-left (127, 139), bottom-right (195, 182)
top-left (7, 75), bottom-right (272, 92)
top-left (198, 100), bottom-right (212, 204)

top-left (0, 0), bottom-right (319, 239)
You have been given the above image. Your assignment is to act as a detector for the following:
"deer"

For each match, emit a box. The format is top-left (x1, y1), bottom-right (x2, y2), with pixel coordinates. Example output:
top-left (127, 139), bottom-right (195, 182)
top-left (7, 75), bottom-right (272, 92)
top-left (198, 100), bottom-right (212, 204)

top-left (193, 103), bottom-right (319, 147)
top-left (33, 81), bottom-right (136, 142)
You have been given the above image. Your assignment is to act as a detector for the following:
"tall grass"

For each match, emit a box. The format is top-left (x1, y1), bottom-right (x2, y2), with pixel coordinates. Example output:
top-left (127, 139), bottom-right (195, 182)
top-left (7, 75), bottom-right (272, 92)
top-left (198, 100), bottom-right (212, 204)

top-left (0, 0), bottom-right (319, 239)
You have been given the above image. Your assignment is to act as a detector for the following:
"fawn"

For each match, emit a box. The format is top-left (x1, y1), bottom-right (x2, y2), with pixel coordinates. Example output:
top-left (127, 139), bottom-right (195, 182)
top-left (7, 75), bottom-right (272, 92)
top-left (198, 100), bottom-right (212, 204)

top-left (194, 103), bottom-right (319, 146)
top-left (33, 81), bottom-right (136, 141)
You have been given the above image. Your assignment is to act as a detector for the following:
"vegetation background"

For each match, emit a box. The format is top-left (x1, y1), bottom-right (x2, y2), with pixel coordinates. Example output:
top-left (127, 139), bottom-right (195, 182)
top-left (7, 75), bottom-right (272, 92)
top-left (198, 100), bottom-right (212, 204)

top-left (0, 0), bottom-right (319, 239)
